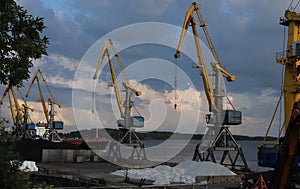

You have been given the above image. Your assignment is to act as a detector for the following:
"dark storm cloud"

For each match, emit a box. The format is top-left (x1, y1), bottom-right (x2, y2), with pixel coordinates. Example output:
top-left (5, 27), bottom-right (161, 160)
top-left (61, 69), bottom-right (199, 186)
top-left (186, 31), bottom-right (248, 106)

top-left (19, 0), bottom-right (289, 97)
top-left (18, 0), bottom-right (288, 100)
top-left (11, 0), bottom-right (293, 135)
top-left (199, 0), bottom-right (287, 94)
top-left (19, 0), bottom-right (92, 60)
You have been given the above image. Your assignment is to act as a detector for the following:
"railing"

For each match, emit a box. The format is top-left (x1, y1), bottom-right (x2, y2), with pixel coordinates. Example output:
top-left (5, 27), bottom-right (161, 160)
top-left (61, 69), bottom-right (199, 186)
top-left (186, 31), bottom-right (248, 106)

top-left (276, 51), bottom-right (286, 60)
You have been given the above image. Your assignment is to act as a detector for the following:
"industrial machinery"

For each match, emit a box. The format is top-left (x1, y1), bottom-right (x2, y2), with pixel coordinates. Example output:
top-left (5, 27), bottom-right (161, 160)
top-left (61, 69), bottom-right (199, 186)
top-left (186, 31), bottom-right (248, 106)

top-left (257, 8), bottom-right (300, 189)
top-left (26, 69), bottom-right (63, 142)
top-left (93, 39), bottom-right (146, 160)
top-left (174, 2), bottom-right (248, 169)
top-left (0, 83), bottom-right (35, 138)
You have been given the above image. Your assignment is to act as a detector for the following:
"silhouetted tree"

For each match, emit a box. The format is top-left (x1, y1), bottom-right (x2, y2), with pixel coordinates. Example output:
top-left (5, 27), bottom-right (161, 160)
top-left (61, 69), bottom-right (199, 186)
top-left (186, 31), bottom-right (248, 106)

top-left (0, 0), bottom-right (49, 187)
top-left (0, 0), bottom-right (49, 86)
top-left (0, 121), bottom-right (29, 189)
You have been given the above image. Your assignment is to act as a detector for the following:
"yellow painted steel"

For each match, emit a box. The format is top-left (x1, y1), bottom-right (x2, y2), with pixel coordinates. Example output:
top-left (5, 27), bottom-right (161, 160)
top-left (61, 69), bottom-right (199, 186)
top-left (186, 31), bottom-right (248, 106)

top-left (270, 9), bottom-right (300, 189)
top-left (93, 39), bottom-right (141, 118)
top-left (10, 87), bottom-right (22, 125)
top-left (276, 10), bottom-right (300, 131)
top-left (174, 2), bottom-right (235, 112)
top-left (16, 87), bottom-right (34, 112)
top-left (26, 69), bottom-right (62, 123)
top-left (0, 84), bottom-right (33, 125)
top-left (8, 92), bottom-right (16, 125)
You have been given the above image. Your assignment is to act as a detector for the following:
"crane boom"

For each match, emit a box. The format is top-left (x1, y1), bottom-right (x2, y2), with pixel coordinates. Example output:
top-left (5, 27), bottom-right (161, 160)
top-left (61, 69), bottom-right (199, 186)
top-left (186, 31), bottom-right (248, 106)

top-left (26, 69), bottom-right (62, 123)
top-left (93, 39), bottom-right (146, 160)
top-left (1, 84), bottom-right (11, 104)
top-left (1, 84), bottom-right (34, 112)
top-left (37, 76), bottom-right (50, 123)
top-left (190, 18), bottom-right (217, 112)
top-left (107, 49), bottom-right (125, 118)
top-left (174, 2), bottom-right (247, 169)
top-left (93, 40), bottom-right (111, 80)
top-left (194, 5), bottom-right (219, 64)
top-left (93, 39), bottom-right (141, 119)
top-left (10, 87), bottom-right (22, 124)
top-left (195, 3), bottom-right (235, 82)
top-left (110, 40), bottom-right (129, 82)
top-left (1, 84), bottom-right (33, 131)
top-left (174, 2), bottom-right (195, 59)
top-left (26, 69), bottom-right (62, 108)
top-left (7, 91), bottom-right (16, 125)
top-left (25, 69), bottom-right (63, 142)
top-left (174, 3), bottom-right (215, 112)
top-left (16, 87), bottom-right (34, 112)
top-left (26, 70), bottom-right (39, 97)
top-left (174, 2), bottom-right (236, 112)
top-left (93, 39), bottom-right (129, 81)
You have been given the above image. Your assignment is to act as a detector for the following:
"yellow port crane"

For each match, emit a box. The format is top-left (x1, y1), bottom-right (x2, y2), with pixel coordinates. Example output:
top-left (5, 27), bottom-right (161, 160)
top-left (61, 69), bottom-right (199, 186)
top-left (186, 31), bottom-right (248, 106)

top-left (258, 9), bottom-right (300, 189)
top-left (93, 39), bottom-right (146, 160)
top-left (26, 69), bottom-right (63, 142)
top-left (174, 2), bottom-right (236, 113)
top-left (174, 2), bottom-right (247, 169)
top-left (1, 83), bottom-right (34, 137)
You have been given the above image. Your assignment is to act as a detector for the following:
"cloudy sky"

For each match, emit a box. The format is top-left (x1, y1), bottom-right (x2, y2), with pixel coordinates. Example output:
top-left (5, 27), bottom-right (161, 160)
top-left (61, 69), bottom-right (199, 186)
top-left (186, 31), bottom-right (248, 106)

top-left (0, 0), bottom-right (293, 136)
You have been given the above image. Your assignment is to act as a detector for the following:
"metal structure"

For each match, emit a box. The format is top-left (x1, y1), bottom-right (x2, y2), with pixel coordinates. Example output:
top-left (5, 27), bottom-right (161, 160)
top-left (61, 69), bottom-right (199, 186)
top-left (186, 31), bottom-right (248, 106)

top-left (1, 84), bottom-right (34, 138)
top-left (257, 9), bottom-right (300, 189)
top-left (174, 2), bottom-right (247, 170)
top-left (26, 69), bottom-right (63, 142)
top-left (93, 39), bottom-right (146, 160)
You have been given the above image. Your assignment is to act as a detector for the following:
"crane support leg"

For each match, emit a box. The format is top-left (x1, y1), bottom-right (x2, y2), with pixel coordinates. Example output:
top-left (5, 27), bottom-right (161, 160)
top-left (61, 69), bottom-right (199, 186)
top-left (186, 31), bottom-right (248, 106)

top-left (271, 101), bottom-right (300, 189)
top-left (193, 126), bottom-right (248, 170)
top-left (107, 141), bottom-right (122, 162)
top-left (43, 129), bottom-right (62, 143)
top-left (106, 128), bottom-right (147, 162)
top-left (119, 128), bottom-right (147, 160)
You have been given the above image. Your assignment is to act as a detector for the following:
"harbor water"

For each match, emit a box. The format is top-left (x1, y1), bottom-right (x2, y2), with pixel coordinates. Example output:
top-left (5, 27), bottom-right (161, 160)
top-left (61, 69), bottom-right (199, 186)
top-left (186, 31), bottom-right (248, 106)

top-left (142, 139), bottom-right (272, 172)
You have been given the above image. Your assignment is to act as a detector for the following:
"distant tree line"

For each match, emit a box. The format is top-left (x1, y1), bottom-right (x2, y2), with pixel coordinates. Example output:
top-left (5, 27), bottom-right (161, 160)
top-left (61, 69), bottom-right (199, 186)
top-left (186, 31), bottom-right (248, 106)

top-left (61, 128), bottom-right (276, 141)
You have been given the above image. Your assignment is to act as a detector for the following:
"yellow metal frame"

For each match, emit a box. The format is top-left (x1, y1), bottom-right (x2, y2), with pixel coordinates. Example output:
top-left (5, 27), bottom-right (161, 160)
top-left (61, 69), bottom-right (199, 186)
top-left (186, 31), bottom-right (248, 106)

top-left (93, 39), bottom-right (141, 118)
top-left (1, 84), bottom-right (34, 126)
top-left (26, 69), bottom-right (61, 123)
top-left (174, 2), bottom-right (235, 112)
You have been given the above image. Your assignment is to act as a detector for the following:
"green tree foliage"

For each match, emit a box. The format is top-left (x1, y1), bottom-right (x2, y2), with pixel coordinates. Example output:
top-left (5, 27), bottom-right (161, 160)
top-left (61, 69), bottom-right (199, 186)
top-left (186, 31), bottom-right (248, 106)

top-left (0, 126), bottom-right (30, 189)
top-left (0, 0), bottom-right (49, 86)
top-left (0, 0), bottom-right (48, 187)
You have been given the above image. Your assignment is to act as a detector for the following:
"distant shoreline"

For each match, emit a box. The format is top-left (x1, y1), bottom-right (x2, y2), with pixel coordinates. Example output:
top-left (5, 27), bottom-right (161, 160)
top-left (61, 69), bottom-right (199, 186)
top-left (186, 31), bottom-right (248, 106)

top-left (61, 128), bottom-right (277, 141)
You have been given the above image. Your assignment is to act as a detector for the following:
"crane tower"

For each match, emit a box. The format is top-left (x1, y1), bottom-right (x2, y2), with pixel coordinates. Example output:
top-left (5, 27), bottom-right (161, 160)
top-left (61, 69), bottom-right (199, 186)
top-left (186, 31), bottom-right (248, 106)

top-left (93, 39), bottom-right (146, 161)
top-left (174, 2), bottom-right (248, 170)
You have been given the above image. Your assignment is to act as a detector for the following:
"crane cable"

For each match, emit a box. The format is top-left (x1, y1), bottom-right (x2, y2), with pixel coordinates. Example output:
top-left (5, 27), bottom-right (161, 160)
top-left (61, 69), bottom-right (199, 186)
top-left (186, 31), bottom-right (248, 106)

top-left (288, 0), bottom-right (300, 11)
top-left (174, 58), bottom-right (178, 110)
top-left (288, 0), bottom-right (294, 10)
top-left (278, 25), bottom-right (287, 133)
top-left (132, 101), bottom-right (142, 117)
top-left (225, 95), bottom-right (236, 111)
top-left (92, 79), bottom-right (96, 114)
top-left (222, 78), bottom-right (236, 111)
top-left (294, 0), bottom-right (300, 11)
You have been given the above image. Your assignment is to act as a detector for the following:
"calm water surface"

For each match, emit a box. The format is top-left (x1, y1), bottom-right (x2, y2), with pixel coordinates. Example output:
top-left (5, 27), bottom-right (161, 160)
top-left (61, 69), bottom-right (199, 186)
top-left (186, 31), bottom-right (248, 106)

top-left (143, 140), bottom-right (272, 172)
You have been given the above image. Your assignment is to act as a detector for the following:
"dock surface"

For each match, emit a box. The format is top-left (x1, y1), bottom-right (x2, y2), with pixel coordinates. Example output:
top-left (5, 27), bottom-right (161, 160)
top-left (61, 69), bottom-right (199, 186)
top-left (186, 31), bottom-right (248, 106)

top-left (36, 161), bottom-right (241, 188)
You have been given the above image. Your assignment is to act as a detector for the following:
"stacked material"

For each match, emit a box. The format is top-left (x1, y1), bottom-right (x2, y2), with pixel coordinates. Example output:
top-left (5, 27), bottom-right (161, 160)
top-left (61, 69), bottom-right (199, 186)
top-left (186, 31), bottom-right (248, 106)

top-left (112, 160), bottom-right (236, 185)
top-left (19, 161), bottom-right (39, 172)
